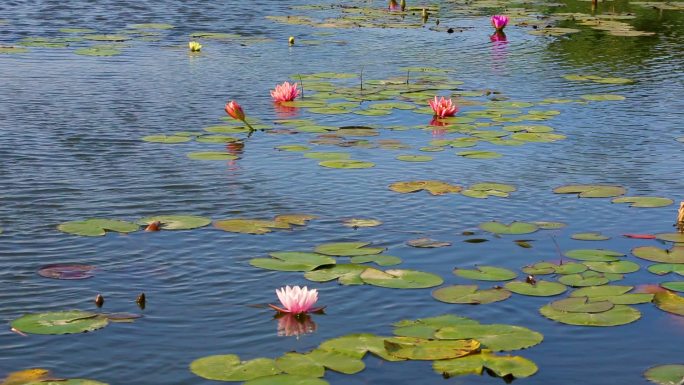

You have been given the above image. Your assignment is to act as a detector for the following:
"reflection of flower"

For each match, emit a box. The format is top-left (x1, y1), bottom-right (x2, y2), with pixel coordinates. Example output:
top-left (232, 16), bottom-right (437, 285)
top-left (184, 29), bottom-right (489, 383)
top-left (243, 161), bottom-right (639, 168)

top-left (388, 0), bottom-right (400, 11)
top-left (270, 81), bottom-right (300, 102)
top-left (491, 15), bottom-right (509, 31)
top-left (429, 96), bottom-right (458, 118)
top-left (277, 313), bottom-right (317, 338)
top-left (490, 31), bottom-right (507, 43)
top-left (188, 41), bottom-right (202, 52)
top-left (274, 103), bottom-right (300, 119)
top-left (226, 141), bottom-right (245, 156)
top-left (270, 285), bottom-right (321, 314)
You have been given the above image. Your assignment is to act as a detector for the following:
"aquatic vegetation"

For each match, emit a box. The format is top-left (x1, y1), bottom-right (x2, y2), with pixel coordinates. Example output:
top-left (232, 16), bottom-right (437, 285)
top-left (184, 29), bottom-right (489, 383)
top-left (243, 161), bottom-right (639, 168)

top-left (490, 15), bottom-right (508, 31)
top-left (57, 218), bottom-right (140, 237)
top-left (214, 215), bottom-right (316, 234)
top-left (432, 285), bottom-right (512, 304)
top-left (1, 369), bottom-right (108, 385)
top-left (271, 81), bottom-right (301, 102)
top-left (428, 96), bottom-right (458, 118)
top-left (11, 311), bottom-right (110, 335)
top-left (269, 285), bottom-right (322, 314)
top-left (38, 264), bottom-right (95, 280)
top-left (644, 365), bottom-right (684, 385)
top-left (188, 41), bottom-right (202, 52)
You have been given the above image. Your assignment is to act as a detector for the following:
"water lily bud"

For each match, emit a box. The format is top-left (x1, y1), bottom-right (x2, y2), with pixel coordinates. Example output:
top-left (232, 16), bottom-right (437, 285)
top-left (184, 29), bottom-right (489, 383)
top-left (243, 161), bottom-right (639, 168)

top-left (145, 221), bottom-right (161, 232)
top-left (288, 36), bottom-right (295, 45)
top-left (400, 0), bottom-right (406, 11)
top-left (95, 294), bottom-right (104, 307)
top-left (188, 41), bottom-right (202, 52)
top-left (136, 293), bottom-right (146, 309)
top-left (225, 100), bottom-right (246, 121)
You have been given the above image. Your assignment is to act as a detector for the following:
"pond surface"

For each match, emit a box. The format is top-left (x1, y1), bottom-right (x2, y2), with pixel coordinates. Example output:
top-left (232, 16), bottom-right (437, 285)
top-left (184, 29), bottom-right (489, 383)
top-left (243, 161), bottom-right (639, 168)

top-left (1, 0), bottom-right (684, 384)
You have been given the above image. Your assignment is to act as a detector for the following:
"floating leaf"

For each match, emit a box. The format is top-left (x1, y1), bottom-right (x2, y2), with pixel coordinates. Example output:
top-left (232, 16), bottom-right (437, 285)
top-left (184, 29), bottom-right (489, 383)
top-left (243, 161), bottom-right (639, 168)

top-left (214, 219), bottom-right (291, 234)
top-left (644, 365), bottom-right (684, 385)
top-left (435, 324), bottom-right (543, 351)
top-left (384, 337), bottom-right (480, 360)
top-left (539, 304), bottom-right (640, 326)
top-left (142, 135), bottom-right (191, 143)
top-left (342, 218), bottom-right (382, 228)
top-left (187, 151), bottom-right (238, 160)
top-left (654, 291), bottom-right (684, 316)
top-left (648, 264), bottom-right (684, 276)
top-left (361, 268), bottom-right (443, 289)
top-left (612, 196), bottom-right (673, 208)
top-left (522, 262), bottom-right (587, 275)
top-left (137, 215), bottom-right (211, 230)
top-left (276, 145), bottom-right (310, 152)
top-left (510, 132), bottom-right (566, 142)
top-left (572, 232), bottom-right (610, 241)
top-left (130, 23), bottom-right (174, 29)
top-left (38, 264), bottom-right (95, 280)
top-left (633, 246), bottom-right (684, 264)
top-left (389, 180), bottom-right (461, 195)
top-left (558, 272), bottom-right (610, 287)
top-left (564, 249), bottom-right (625, 262)
top-left (274, 214), bottom-right (317, 226)
top-left (393, 315), bottom-right (479, 339)
top-left (479, 221), bottom-right (538, 235)
top-left (319, 160), bottom-right (374, 169)
top-left (318, 333), bottom-right (403, 361)
top-left (504, 281), bottom-right (567, 297)
top-left (315, 242), bottom-right (383, 256)
top-left (350, 255), bottom-right (401, 266)
top-left (655, 233), bottom-right (684, 243)
top-left (661, 282), bottom-right (684, 293)
top-left (1, 368), bottom-right (51, 385)
top-left (250, 252), bottom-right (335, 272)
top-left (549, 297), bottom-right (614, 313)
top-left (196, 135), bottom-right (239, 143)
top-left (433, 351), bottom-right (538, 378)
top-left (275, 353), bottom-right (325, 377)
top-left (407, 238), bottom-right (451, 248)
top-left (453, 266), bottom-right (517, 281)
top-left (190, 355), bottom-right (280, 382)
top-left (554, 184), bottom-right (626, 198)
top-left (532, 221), bottom-right (567, 230)
top-left (432, 285), bottom-right (512, 304)
top-left (57, 219), bottom-right (139, 237)
top-left (304, 349), bottom-right (364, 374)
top-left (11, 311), bottom-right (108, 335)
top-left (84, 34), bottom-right (130, 41)
top-left (569, 285), bottom-right (654, 305)
top-left (396, 155), bottom-right (433, 162)
top-left (0, 46), bottom-right (29, 54)
top-left (580, 94), bottom-right (626, 102)
top-left (584, 261), bottom-right (640, 274)
top-left (457, 150), bottom-right (502, 159)
top-left (304, 264), bottom-right (367, 285)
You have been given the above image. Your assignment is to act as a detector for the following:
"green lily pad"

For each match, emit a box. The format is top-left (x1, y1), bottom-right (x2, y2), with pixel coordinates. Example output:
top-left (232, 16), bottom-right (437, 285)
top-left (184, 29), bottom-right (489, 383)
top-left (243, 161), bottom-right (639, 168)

top-left (305, 349), bottom-right (365, 374)
top-left (393, 315), bottom-right (479, 339)
top-left (633, 246), bottom-right (684, 263)
top-left (304, 152), bottom-right (350, 160)
top-left (554, 184), bottom-right (626, 198)
top-left (564, 249), bottom-right (625, 262)
top-left (196, 135), bottom-right (239, 143)
top-left (433, 351), bottom-right (538, 379)
top-left (432, 285), bottom-right (512, 304)
top-left (648, 264), bottom-right (684, 276)
top-left (360, 268), bottom-right (443, 289)
top-left (243, 375), bottom-right (328, 385)
top-left (453, 266), bottom-right (517, 281)
top-left (74, 45), bottom-right (123, 56)
top-left (304, 264), bottom-right (367, 285)
top-left (584, 261), bottom-right (640, 274)
top-left (250, 252), bottom-right (335, 272)
top-left (549, 297), bottom-right (614, 313)
top-left (350, 255), bottom-right (402, 266)
top-left (11, 311), bottom-right (109, 335)
top-left (558, 272), bottom-right (611, 287)
top-left (190, 32), bottom-right (240, 39)
top-left (503, 125), bottom-right (554, 133)
top-left (540, 303), bottom-right (640, 326)
top-left (469, 182), bottom-right (516, 193)
top-left (407, 238), bottom-right (451, 248)
top-left (384, 337), bottom-right (480, 360)
top-left (389, 180), bottom-right (461, 195)
top-left (314, 242), bottom-right (384, 256)
top-left (142, 135), bottom-right (191, 143)
top-left (522, 262), bottom-right (587, 275)
top-left (434, 324), bottom-right (543, 351)
top-left (644, 365), bottom-right (684, 385)
top-left (190, 355), bottom-right (280, 381)
top-left (569, 285), bottom-right (654, 305)
top-left (479, 221), bottom-right (538, 235)
top-left (396, 155), bottom-right (433, 162)
top-left (654, 291), bottom-right (684, 316)
top-left (612, 196), bottom-right (673, 208)
top-left (0, 46), bottom-right (29, 54)
top-left (213, 219), bottom-right (291, 234)
top-left (130, 23), bottom-right (174, 29)
top-left (510, 132), bottom-right (566, 142)
top-left (187, 151), bottom-right (238, 160)
top-left (532, 221), bottom-right (567, 230)
top-left (57, 219), bottom-right (139, 237)
top-left (661, 282), bottom-right (684, 292)
top-left (25, 380), bottom-right (108, 385)
top-left (655, 233), bottom-right (684, 243)
top-left (137, 215), bottom-right (211, 230)
top-left (59, 28), bottom-right (96, 33)
top-left (84, 34), bottom-right (130, 41)
top-left (319, 160), bottom-right (374, 169)
top-left (504, 281), bottom-right (567, 297)
top-left (275, 353), bottom-right (325, 377)
top-left (342, 218), bottom-right (382, 228)
top-left (277, 145), bottom-right (311, 152)
top-left (580, 94), bottom-right (626, 101)
top-left (572, 232), bottom-right (610, 241)
top-left (457, 150), bottom-right (502, 159)
top-left (318, 333), bottom-right (403, 361)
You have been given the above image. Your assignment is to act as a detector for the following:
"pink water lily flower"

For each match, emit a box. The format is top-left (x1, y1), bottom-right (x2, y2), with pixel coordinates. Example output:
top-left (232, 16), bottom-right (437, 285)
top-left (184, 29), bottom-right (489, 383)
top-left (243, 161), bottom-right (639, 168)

top-left (270, 81), bottom-right (300, 102)
top-left (225, 100), bottom-right (245, 121)
top-left (491, 15), bottom-right (509, 31)
top-left (270, 285), bottom-right (322, 314)
top-left (428, 96), bottom-right (458, 118)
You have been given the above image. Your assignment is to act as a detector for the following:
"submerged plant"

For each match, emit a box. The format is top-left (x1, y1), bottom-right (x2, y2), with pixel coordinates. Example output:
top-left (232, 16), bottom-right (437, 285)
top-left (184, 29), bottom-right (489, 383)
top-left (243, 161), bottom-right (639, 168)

top-left (270, 285), bottom-right (322, 315)
top-left (491, 15), bottom-right (509, 31)
top-left (428, 96), bottom-right (458, 118)
top-left (224, 100), bottom-right (255, 132)
top-left (270, 81), bottom-right (300, 102)
top-left (188, 41), bottom-right (202, 52)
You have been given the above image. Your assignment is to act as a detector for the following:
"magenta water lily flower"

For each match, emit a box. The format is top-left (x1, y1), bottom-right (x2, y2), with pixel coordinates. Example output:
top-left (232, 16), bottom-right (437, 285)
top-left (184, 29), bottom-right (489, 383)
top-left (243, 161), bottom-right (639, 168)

top-left (225, 100), bottom-right (255, 131)
top-left (270, 285), bottom-right (322, 315)
top-left (491, 15), bottom-right (509, 31)
top-left (270, 81), bottom-right (300, 102)
top-left (428, 96), bottom-right (458, 118)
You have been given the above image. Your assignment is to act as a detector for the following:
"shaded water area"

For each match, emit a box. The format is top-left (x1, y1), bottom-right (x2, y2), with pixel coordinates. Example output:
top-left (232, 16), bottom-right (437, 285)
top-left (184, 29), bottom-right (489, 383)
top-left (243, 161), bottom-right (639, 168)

top-left (1, 0), bottom-right (684, 384)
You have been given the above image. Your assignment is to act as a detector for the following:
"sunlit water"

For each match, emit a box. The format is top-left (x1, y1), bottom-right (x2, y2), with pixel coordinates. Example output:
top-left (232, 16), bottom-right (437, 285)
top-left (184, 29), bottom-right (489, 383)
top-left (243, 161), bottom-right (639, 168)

top-left (1, 0), bottom-right (684, 384)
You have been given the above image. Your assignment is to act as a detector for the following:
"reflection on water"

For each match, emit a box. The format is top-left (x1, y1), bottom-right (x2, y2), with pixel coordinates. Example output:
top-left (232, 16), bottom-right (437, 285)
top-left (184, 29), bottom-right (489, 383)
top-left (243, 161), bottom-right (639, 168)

top-left (276, 313), bottom-right (318, 338)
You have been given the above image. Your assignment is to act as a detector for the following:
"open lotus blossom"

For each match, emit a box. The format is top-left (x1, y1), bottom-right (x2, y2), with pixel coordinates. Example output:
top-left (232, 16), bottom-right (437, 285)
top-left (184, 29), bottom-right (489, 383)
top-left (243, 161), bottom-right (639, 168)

top-left (270, 81), bottom-right (300, 102)
top-left (491, 15), bottom-right (509, 31)
top-left (269, 285), bottom-right (322, 315)
top-left (428, 96), bottom-right (458, 118)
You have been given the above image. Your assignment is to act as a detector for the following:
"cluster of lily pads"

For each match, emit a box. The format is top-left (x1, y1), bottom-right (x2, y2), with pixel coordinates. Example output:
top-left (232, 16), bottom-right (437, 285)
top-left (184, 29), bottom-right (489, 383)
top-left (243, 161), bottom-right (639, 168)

top-left (190, 313), bottom-right (541, 384)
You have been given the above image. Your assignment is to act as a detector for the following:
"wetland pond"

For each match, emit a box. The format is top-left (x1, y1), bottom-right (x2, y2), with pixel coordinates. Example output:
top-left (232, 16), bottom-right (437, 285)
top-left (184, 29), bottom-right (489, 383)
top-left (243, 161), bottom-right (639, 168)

top-left (1, 0), bottom-right (684, 384)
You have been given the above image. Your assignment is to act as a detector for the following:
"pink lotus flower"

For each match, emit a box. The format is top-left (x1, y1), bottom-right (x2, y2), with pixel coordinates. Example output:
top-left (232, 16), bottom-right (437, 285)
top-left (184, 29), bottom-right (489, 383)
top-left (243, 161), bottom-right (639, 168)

top-left (491, 15), bottom-right (509, 31)
top-left (225, 100), bottom-right (245, 121)
top-left (269, 285), bottom-right (322, 315)
top-left (388, 0), bottom-right (400, 11)
top-left (270, 81), bottom-right (300, 102)
top-left (428, 96), bottom-right (458, 118)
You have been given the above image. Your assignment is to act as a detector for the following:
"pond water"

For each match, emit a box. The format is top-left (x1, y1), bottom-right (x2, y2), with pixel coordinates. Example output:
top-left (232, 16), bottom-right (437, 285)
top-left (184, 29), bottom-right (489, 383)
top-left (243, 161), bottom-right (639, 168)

top-left (1, 0), bottom-right (684, 384)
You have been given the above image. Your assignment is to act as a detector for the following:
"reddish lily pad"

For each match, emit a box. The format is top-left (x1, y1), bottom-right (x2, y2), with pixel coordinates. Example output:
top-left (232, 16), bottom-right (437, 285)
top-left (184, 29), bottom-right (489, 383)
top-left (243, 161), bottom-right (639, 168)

top-left (38, 264), bottom-right (95, 280)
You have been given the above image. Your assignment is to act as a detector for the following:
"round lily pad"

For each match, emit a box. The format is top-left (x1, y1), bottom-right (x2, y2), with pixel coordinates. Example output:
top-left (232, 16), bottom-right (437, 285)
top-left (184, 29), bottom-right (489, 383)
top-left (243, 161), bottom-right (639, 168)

top-left (250, 252), bottom-right (335, 272)
top-left (654, 291), bottom-right (684, 316)
top-left (648, 264), bottom-right (684, 276)
top-left (655, 233), bottom-right (684, 243)
top-left (74, 45), bottom-right (122, 56)
top-left (275, 353), bottom-right (325, 377)
top-left (389, 180), bottom-right (461, 195)
top-left (549, 297), bottom-right (614, 313)
top-left (361, 268), bottom-right (443, 289)
top-left (580, 94), bottom-right (626, 101)
top-left (558, 272), bottom-right (610, 287)
top-left (384, 337), bottom-right (480, 360)
top-left (214, 218), bottom-right (291, 234)
top-left (318, 333), bottom-right (403, 361)
top-left (396, 155), bottom-right (433, 162)
top-left (38, 264), bottom-right (95, 280)
top-left (137, 215), bottom-right (211, 230)
top-left (434, 324), bottom-right (543, 351)
top-left (584, 261), bottom-right (640, 274)
top-left (479, 221), bottom-right (538, 235)
top-left (0, 46), bottom-right (29, 54)
top-left (510, 132), bottom-right (566, 142)
top-left (453, 266), bottom-right (517, 281)
top-left (539, 304), bottom-right (641, 326)
top-left (533, 221), bottom-right (567, 230)
top-left (187, 151), bottom-right (238, 160)
top-left (393, 315), bottom-right (479, 338)
top-left (612, 196), bottom-right (673, 208)
top-left (342, 218), bottom-right (382, 228)
top-left (572, 232), bottom-right (610, 241)
top-left (522, 262), bottom-right (587, 275)
top-left (305, 349), bottom-right (365, 374)
top-left (407, 238), bottom-right (451, 248)
top-left (433, 352), bottom-right (538, 379)
top-left (315, 242), bottom-right (383, 256)
top-left (196, 135), bottom-right (239, 143)
top-left (432, 285), bottom-right (512, 304)
top-left (457, 150), bottom-right (502, 159)
top-left (504, 281), bottom-right (567, 297)
top-left (564, 249), bottom-right (625, 262)
top-left (569, 285), bottom-right (654, 305)
top-left (142, 135), bottom-right (191, 143)
top-left (304, 152), bottom-right (350, 160)
top-left (644, 365), bottom-right (684, 385)
top-left (57, 219), bottom-right (139, 237)
top-left (304, 264), bottom-right (367, 285)
top-left (190, 355), bottom-right (280, 382)
top-left (11, 311), bottom-right (109, 334)
top-left (554, 184), bottom-right (626, 198)
top-left (661, 282), bottom-right (684, 293)
top-left (633, 246), bottom-right (684, 263)
top-left (350, 255), bottom-right (402, 266)
top-left (319, 160), bottom-right (374, 169)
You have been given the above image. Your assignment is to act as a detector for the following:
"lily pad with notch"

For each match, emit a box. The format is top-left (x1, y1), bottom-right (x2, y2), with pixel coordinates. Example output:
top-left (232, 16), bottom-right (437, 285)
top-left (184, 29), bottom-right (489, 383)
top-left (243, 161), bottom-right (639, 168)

top-left (57, 219), bottom-right (140, 237)
top-left (432, 285), bottom-right (512, 304)
top-left (612, 196), bottom-right (673, 208)
top-left (504, 281), bottom-right (567, 297)
top-left (554, 184), bottom-right (626, 198)
top-left (11, 311), bottom-right (109, 335)
top-left (361, 268), bottom-right (443, 289)
top-left (453, 266), bottom-right (517, 281)
top-left (38, 264), bottom-right (95, 280)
